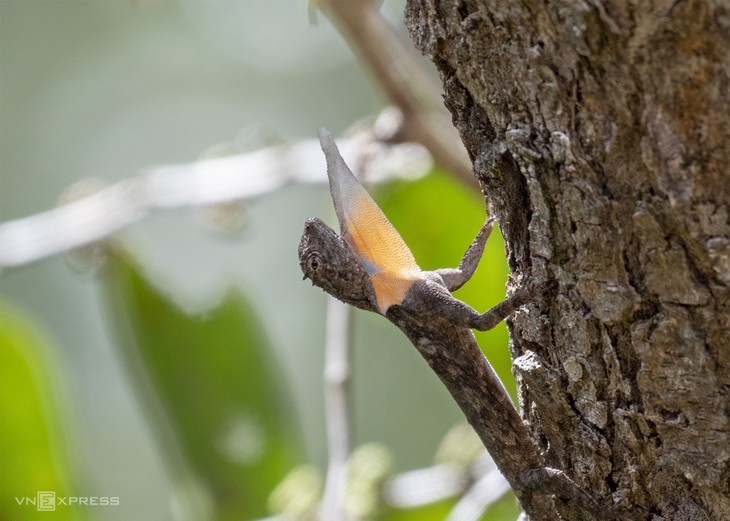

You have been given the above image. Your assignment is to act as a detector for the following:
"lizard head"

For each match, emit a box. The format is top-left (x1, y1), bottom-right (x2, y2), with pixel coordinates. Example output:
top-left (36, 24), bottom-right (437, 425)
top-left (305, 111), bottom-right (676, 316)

top-left (298, 217), bottom-right (378, 313)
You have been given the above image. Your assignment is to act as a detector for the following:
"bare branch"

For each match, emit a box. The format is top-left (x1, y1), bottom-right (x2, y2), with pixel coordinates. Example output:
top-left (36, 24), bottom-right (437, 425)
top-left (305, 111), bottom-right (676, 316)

top-left (316, 0), bottom-right (475, 188)
top-left (446, 467), bottom-right (511, 521)
top-left (0, 135), bottom-right (431, 269)
top-left (322, 297), bottom-right (354, 521)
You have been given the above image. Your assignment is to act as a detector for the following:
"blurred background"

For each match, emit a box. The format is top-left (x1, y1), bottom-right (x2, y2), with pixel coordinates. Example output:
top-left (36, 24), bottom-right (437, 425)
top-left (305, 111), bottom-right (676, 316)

top-left (0, 1), bottom-right (518, 520)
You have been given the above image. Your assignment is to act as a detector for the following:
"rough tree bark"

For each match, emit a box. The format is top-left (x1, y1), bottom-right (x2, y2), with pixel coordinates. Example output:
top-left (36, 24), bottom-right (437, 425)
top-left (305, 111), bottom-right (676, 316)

top-left (404, 1), bottom-right (729, 520)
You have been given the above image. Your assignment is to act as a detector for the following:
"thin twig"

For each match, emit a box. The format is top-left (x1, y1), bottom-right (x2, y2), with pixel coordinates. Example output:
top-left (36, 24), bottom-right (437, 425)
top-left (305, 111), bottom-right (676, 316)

top-left (382, 463), bottom-right (469, 508)
top-left (322, 296), bottom-right (354, 521)
top-left (316, 0), bottom-right (475, 188)
top-left (263, 458), bottom-right (510, 521)
top-left (446, 467), bottom-right (512, 521)
top-left (0, 135), bottom-right (431, 270)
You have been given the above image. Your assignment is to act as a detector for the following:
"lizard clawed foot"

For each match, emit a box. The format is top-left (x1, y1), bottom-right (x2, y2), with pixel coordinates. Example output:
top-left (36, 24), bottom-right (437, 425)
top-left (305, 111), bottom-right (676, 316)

top-left (472, 277), bottom-right (544, 331)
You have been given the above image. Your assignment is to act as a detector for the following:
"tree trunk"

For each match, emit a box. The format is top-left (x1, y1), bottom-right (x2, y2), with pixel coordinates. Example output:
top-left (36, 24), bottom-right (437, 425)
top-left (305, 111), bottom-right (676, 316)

top-left (404, 1), bottom-right (729, 520)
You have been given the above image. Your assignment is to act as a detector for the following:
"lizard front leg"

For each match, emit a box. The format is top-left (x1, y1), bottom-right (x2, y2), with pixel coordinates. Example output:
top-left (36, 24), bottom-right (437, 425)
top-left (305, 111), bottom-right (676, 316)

top-left (435, 216), bottom-right (495, 292)
top-left (431, 215), bottom-right (534, 331)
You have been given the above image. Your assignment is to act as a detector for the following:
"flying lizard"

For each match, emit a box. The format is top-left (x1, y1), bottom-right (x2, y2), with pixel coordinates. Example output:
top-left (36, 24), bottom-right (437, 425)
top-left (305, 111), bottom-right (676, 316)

top-left (298, 128), bottom-right (627, 521)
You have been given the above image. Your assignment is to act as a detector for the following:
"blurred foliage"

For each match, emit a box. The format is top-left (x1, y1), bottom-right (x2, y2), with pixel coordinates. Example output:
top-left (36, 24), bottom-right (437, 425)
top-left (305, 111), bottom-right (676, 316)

top-left (378, 493), bottom-right (517, 521)
top-left (0, 302), bottom-right (85, 521)
top-left (482, 494), bottom-right (521, 521)
top-left (0, 166), bottom-right (519, 521)
top-left (86, 168), bottom-right (518, 521)
top-left (0, 2), bottom-right (524, 519)
top-left (380, 499), bottom-right (456, 521)
top-left (99, 248), bottom-right (303, 521)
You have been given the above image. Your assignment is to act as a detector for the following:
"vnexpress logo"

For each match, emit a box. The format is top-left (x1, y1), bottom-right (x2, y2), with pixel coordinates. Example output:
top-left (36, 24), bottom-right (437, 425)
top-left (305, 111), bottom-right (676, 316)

top-left (37, 491), bottom-right (56, 511)
top-left (15, 492), bottom-right (120, 511)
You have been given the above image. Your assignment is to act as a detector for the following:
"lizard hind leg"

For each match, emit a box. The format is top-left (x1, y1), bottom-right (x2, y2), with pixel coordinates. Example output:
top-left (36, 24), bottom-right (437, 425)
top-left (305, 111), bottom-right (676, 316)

top-left (406, 275), bottom-right (533, 332)
top-left (403, 276), bottom-right (486, 329)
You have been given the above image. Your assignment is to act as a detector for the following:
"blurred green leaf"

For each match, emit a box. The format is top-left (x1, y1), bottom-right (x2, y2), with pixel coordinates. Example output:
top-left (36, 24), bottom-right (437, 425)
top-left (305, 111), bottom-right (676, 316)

top-left (0, 302), bottom-right (85, 521)
top-left (376, 171), bottom-right (516, 397)
top-left (377, 492), bottom-right (520, 521)
top-left (99, 248), bottom-right (302, 521)
top-left (378, 499), bottom-right (456, 521)
top-left (482, 492), bottom-right (521, 521)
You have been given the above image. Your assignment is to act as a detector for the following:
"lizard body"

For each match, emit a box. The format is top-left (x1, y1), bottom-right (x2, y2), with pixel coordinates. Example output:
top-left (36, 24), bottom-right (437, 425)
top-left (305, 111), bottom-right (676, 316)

top-left (317, 127), bottom-right (518, 325)
top-left (299, 129), bottom-right (626, 521)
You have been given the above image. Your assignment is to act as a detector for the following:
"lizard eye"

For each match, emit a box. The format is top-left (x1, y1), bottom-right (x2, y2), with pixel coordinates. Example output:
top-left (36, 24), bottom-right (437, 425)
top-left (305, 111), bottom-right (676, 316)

top-left (307, 253), bottom-right (321, 272)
